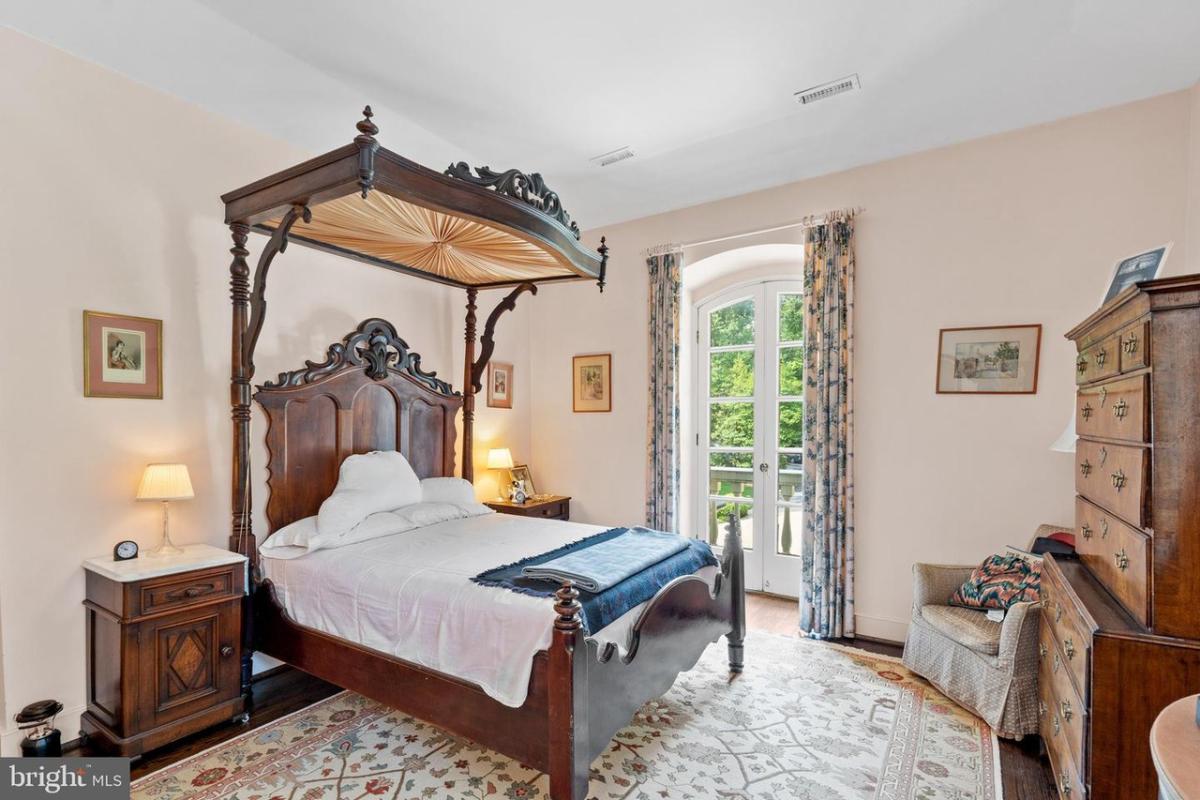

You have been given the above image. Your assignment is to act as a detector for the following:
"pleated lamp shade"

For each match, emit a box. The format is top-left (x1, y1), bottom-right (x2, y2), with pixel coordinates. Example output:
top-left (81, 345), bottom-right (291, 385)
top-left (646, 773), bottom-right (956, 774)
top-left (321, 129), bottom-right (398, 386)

top-left (136, 463), bottom-right (195, 501)
top-left (486, 448), bottom-right (514, 470)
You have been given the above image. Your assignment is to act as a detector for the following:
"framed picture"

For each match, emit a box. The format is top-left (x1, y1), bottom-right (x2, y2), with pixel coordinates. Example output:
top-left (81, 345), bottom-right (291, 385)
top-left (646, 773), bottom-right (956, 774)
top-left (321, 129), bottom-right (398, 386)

top-left (936, 324), bottom-right (1041, 395)
top-left (573, 353), bottom-right (612, 412)
top-left (487, 361), bottom-right (513, 409)
top-left (83, 311), bottom-right (162, 399)
top-left (508, 464), bottom-right (535, 496)
top-left (1101, 244), bottom-right (1171, 305)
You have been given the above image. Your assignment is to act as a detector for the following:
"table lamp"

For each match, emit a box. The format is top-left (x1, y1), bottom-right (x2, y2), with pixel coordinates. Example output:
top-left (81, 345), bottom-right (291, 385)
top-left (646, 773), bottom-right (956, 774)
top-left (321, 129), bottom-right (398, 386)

top-left (136, 463), bottom-right (194, 557)
top-left (486, 448), bottom-right (514, 500)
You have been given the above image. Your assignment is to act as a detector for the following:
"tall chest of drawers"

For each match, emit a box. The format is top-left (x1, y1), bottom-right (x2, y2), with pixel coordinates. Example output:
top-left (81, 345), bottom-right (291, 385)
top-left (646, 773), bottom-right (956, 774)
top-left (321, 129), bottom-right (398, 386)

top-left (1041, 275), bottom-right (1200, 799)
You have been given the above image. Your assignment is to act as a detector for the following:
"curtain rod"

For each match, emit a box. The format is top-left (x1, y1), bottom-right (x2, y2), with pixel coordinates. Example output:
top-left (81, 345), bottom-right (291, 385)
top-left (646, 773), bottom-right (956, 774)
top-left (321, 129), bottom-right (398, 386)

top-left (676, 206), bottom-right (864, 251)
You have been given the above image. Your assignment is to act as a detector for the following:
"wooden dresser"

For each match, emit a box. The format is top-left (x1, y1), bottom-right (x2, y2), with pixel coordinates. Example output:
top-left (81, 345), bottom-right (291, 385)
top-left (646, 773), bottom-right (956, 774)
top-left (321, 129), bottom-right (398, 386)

top-left (1041, 275), bottom-right (1200, 799)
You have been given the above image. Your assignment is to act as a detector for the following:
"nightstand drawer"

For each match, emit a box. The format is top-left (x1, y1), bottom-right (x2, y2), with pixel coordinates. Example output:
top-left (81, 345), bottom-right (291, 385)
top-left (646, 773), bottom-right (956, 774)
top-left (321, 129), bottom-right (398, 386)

top-left (534, 501), bottom-right (568, 519)
top-left (138, 566), bottom-right (240, 617)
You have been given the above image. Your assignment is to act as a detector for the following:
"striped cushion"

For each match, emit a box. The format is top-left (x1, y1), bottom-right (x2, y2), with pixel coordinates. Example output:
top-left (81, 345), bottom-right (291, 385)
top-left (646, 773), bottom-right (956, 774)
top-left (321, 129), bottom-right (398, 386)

top-left (949, 554), bottom-right (1041, 610)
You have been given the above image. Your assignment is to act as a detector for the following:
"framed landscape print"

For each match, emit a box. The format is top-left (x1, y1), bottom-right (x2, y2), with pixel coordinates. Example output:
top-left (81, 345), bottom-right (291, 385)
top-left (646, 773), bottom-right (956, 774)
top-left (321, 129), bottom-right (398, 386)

top-left (573, 353), bottom-right (612, 412)
top-left (487, 361), bottom-right (513, 409)
top-left (83, 311), bottom-right (162, 399)
top-left (936, 324), bottom-right (1041, 395)
top-left (1101, 243), bottom-right (1170, 305)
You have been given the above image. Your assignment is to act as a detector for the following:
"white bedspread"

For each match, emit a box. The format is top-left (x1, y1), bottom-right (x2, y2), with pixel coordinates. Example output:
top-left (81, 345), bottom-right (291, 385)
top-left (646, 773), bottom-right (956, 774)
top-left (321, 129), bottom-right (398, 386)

top-left (260, 512), bottom-right (716, 707)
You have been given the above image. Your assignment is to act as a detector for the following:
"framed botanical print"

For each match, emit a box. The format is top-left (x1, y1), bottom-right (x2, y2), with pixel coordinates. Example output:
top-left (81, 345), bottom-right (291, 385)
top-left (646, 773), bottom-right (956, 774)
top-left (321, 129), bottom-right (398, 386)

top-left (572, 353), bottom-right (612, 412)
top-left (83, 311), bottom-right (163, 399)
top-left (936, 324), bottom-right (1041, 395)
top-left (487, 361), bottom-right (513, 409)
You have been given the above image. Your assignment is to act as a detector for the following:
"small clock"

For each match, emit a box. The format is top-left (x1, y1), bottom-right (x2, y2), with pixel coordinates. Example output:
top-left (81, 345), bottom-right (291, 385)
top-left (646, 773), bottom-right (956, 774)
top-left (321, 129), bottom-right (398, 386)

top-left (113, 540), bottom-right (139, 561)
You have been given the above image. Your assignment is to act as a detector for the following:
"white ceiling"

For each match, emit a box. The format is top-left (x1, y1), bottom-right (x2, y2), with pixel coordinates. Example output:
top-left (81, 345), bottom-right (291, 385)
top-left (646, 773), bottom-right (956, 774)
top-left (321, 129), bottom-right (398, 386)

top-left (7, 1), bottom-right (1200, 228)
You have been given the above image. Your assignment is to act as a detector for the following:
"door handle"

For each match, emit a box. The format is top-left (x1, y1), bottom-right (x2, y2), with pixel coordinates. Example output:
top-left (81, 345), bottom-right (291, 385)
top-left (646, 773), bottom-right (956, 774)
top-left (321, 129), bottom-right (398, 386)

top-left (759, 463), bottom-right (769, 473)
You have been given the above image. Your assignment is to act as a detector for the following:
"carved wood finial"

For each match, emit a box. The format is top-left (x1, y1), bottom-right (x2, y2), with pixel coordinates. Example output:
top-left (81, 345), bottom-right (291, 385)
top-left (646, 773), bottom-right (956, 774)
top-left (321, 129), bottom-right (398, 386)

top-left (354, 106), bottom-right (380, 198)
top-left (553, 581), bottom-right (583, 632)
top-left (355, 105), bottom-right (379, 139)
top-left (597, 236), bottom-right (609, 293)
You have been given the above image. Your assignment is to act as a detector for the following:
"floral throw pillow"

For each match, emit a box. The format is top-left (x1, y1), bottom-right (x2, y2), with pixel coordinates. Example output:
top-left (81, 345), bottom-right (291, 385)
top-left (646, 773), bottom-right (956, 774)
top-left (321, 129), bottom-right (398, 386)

top-left (950, 554), bottom-right (1042, 610)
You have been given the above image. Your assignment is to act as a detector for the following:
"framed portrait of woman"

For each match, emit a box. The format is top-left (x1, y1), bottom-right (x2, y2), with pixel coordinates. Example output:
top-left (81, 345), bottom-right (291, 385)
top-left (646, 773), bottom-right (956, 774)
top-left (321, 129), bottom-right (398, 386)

top-left (83, 311), bottom-right (163, 399)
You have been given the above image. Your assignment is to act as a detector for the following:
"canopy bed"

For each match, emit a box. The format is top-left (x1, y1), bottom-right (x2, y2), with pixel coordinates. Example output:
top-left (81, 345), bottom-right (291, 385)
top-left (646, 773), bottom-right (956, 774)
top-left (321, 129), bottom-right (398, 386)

top-left (221, 108), bottom-right (746, 799)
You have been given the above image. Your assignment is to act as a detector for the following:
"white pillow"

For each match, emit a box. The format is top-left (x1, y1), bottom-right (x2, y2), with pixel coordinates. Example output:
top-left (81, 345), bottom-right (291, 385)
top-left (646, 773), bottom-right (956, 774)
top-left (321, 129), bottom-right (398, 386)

top-left (421, 477), bottom-right (477, 505)
top-left (317, 451), bottom-right (421, 538)
top-left (262, 515), bottom-right (316, 549)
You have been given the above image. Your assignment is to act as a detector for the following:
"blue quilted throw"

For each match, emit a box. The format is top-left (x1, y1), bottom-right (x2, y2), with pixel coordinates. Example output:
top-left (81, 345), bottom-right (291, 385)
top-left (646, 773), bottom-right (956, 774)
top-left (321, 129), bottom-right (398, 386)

top-left (472, 527), bottom-right (719, 633)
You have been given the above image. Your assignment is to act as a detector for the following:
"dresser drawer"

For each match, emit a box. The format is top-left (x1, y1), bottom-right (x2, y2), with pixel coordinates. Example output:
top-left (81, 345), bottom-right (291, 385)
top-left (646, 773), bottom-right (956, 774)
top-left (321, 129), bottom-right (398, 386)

top-left (1076, 332), bottom-right (1121, 385)
top-left (1075, 375), bottom-right (1148, 444)
top-left (1074, 439), bottom-right (1148, 528)
top-left (1118, 319), bottom-right (1149, 373)
top-left (534, 501), bottom-right (568, 519)
top-left (1075, 496), bottom-right (1150, 626)
top-left (1041, 674), bottom-right (1088, 800)
top-left (136, 566), bottom-right (241, 617)
top-left (1039, 620), bottom-right (1087, 773)
top-left (1042, 558), bottom-right (1093, 698)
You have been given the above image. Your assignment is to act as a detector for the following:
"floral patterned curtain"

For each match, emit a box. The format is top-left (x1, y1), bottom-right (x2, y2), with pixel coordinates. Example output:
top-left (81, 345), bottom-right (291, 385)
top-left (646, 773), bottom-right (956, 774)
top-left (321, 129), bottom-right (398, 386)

top-left (646, 248), bottom-right (683, 532)
top-left (801, 213), bottom-right (856, 639)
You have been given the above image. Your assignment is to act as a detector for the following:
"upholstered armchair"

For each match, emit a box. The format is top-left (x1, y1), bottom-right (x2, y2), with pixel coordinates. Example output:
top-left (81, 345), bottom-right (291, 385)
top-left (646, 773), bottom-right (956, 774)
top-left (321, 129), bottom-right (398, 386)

top-left (901, 525), bottom-right (1066, 739)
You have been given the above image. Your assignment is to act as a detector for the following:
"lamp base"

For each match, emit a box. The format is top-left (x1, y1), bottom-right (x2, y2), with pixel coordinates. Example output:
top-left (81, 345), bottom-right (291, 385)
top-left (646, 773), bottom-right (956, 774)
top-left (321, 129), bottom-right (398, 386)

top-left (148, 500), bottom-right (183, 557)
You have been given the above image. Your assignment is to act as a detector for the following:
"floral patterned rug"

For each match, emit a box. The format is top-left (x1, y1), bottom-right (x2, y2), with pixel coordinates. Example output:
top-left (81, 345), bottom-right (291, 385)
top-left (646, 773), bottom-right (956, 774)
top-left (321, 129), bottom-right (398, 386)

top-left (132, 631), bottom-right (999, 800)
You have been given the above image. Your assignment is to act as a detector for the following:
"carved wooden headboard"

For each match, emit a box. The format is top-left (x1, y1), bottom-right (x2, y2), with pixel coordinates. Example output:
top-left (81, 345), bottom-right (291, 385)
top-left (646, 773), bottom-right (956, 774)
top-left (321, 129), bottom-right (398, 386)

top-left (254, 319), bottom-right (462, 533)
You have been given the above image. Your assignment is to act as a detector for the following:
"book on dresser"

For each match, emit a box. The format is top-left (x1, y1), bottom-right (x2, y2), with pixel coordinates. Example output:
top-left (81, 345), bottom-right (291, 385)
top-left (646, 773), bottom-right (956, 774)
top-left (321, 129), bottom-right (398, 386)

top-left (1040, 274), bottom-right (1200, 800)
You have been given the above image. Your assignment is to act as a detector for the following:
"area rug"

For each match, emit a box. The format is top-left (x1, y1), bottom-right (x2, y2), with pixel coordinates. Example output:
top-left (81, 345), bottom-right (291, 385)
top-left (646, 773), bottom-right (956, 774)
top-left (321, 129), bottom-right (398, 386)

top-left (132, 631), bottom-right (1000, 800)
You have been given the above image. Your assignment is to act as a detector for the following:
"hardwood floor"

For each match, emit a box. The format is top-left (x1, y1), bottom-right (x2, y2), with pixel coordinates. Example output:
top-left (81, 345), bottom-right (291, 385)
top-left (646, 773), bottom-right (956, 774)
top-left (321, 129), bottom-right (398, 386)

top-left (78, 592), bottom-right (1053, 796)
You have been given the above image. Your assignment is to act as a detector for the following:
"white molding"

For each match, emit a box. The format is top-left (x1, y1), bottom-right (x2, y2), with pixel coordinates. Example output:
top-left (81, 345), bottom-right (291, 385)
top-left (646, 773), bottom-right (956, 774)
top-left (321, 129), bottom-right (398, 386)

top-left (0, 704), bottom-right (85, 757)
top-left (854, 613), bottom-right (909, 644)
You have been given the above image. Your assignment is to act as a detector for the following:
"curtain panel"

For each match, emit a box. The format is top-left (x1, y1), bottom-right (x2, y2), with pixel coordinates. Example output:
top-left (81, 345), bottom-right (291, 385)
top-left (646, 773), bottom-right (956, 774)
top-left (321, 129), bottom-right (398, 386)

top-left (646, 249), bottom-right (683, 532)
top-left (800, 214), bottom-right (856, 638)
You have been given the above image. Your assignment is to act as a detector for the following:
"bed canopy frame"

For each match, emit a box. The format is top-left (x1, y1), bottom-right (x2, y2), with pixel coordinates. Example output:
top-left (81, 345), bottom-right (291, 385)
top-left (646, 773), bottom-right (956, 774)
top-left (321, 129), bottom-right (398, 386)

top-left (222, 107), bottom-right (609, 565)
top-left (220, 107), bottom-right (743, 800)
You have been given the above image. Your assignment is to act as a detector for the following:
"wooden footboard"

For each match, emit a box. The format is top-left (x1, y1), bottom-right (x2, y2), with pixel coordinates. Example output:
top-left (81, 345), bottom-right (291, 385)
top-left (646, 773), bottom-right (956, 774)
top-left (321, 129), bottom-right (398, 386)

top-left (254, 521), bottom-right (746, 800)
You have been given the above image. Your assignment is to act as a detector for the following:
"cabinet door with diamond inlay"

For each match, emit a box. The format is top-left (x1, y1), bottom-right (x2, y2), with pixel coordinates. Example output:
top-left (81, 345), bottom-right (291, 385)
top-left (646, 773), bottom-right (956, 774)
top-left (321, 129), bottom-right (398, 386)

top-left (139, 603), bottom-right (241, 727)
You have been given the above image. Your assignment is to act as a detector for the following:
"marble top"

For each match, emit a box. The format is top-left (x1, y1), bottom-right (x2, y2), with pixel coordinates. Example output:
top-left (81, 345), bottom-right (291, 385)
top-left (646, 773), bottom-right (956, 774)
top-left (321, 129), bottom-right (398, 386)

top-left (83, 543), bottom-right (247, 583)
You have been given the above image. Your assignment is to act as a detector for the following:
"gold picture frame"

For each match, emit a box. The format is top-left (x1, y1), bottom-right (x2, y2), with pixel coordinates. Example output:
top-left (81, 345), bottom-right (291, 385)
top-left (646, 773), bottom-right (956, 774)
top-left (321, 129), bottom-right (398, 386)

top-left (572, 353), bottom-right (612, 412)
top-left (487, 361), bottom-right (513, 409)
top-left (83, 310), bottom-right (163, 399)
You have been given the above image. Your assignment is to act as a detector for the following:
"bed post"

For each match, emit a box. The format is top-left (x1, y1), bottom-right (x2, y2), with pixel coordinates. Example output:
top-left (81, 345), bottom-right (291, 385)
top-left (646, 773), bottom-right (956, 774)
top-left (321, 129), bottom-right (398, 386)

top-left (548, 582), bottom-right (589, 800)
top-left (462, 288), bottom-right (478, 482)
top-left (228, 221), bottom-right (255, 713)
top-left (723, 513), bottom-right (747, 673)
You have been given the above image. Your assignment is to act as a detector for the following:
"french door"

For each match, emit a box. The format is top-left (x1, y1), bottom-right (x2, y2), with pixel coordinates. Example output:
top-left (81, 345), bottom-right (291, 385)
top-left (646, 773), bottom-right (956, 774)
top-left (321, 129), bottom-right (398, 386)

top-left (697, 281), bottom-right (804, 596)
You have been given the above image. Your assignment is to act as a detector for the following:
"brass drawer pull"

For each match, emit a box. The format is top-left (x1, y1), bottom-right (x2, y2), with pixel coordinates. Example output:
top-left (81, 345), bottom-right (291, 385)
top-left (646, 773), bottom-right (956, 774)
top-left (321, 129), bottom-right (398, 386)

top-left (1061, 771), bottom-right (1072, 796)
top-left (164, 584), bottom-right (215, 602)
top-left (1081, 403), bottom-right (1093, 421)
top-left (1076, 356), bottom-right (1087, 375)
top-left (1101, 517), bottom-right (1109, 539)
top-left (1055, 604), bottom-right (1064, 624)
top-left (1111, 469), bottom-right (1127, 491)
top-left (1060, 699), bottom-right (1074, 722)
top-left (1079, 460), bottom-right (1092, 477)
top-left (1053, 652), bottom-right (1062, 674)
top-left (1039, 700), bottom-right (1047, 718)
top-left (1113, 398), bottom-right (1128, 419)
top-left (220, 645), bottom-right (234, 658)
top-left (1099, 386), bottom-right (1108, 406)
top-left (1064, 638), bottom-right (1076, 660)
top-left (1039, 642), bottom-right (1047, 659)
top-left (1124, 332), bottom-right (1139, 354)
top-left (1115, 548), bottom-right (1129, 572)
top-left (1053, 712), bottom-right (1062, 736)
top-left (1081, 523), bottom-right (1093, 540)
top-left (1095, 349), bottom-right (1107, 367)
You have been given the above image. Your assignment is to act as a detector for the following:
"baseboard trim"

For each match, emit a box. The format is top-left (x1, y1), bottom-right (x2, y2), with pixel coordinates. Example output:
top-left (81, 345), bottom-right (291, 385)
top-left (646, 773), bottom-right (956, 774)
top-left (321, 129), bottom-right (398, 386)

top-left (0, 704), bottom-right (85, 758)
top-left (854, 613), bottom-right (909, 644)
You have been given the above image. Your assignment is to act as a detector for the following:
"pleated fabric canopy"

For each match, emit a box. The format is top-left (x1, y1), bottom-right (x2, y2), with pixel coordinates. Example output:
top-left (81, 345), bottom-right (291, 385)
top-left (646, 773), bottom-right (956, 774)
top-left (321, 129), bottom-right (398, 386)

top-left (224, 108), bottom-right (607, 290)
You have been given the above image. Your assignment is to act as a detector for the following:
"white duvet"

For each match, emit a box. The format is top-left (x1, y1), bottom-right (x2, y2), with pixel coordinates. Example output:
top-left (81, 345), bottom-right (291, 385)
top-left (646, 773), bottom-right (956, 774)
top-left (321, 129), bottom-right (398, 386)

top-left (261, 511), bottom-right (716, 707)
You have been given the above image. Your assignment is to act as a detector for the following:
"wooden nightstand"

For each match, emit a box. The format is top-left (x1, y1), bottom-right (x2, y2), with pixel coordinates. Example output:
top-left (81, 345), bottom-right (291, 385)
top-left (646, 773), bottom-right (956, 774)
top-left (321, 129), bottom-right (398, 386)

top-left (486, 495), bottom-right (571, 521)
top-left (80, 544), bottom-right (247, 757)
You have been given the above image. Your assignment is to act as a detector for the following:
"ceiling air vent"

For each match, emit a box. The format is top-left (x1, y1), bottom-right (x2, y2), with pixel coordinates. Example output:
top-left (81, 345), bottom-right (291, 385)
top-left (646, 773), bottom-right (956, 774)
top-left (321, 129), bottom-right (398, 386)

top-left (589, 146), bottom-right (635, 167)
top-left (794, 73), bottom-right (861, 105)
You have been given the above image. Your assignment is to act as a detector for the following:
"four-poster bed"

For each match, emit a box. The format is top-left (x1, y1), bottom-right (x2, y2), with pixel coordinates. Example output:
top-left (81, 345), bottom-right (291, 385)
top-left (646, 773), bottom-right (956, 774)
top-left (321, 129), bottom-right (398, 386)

top-left (221, 108), bottom-right (746, 799)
